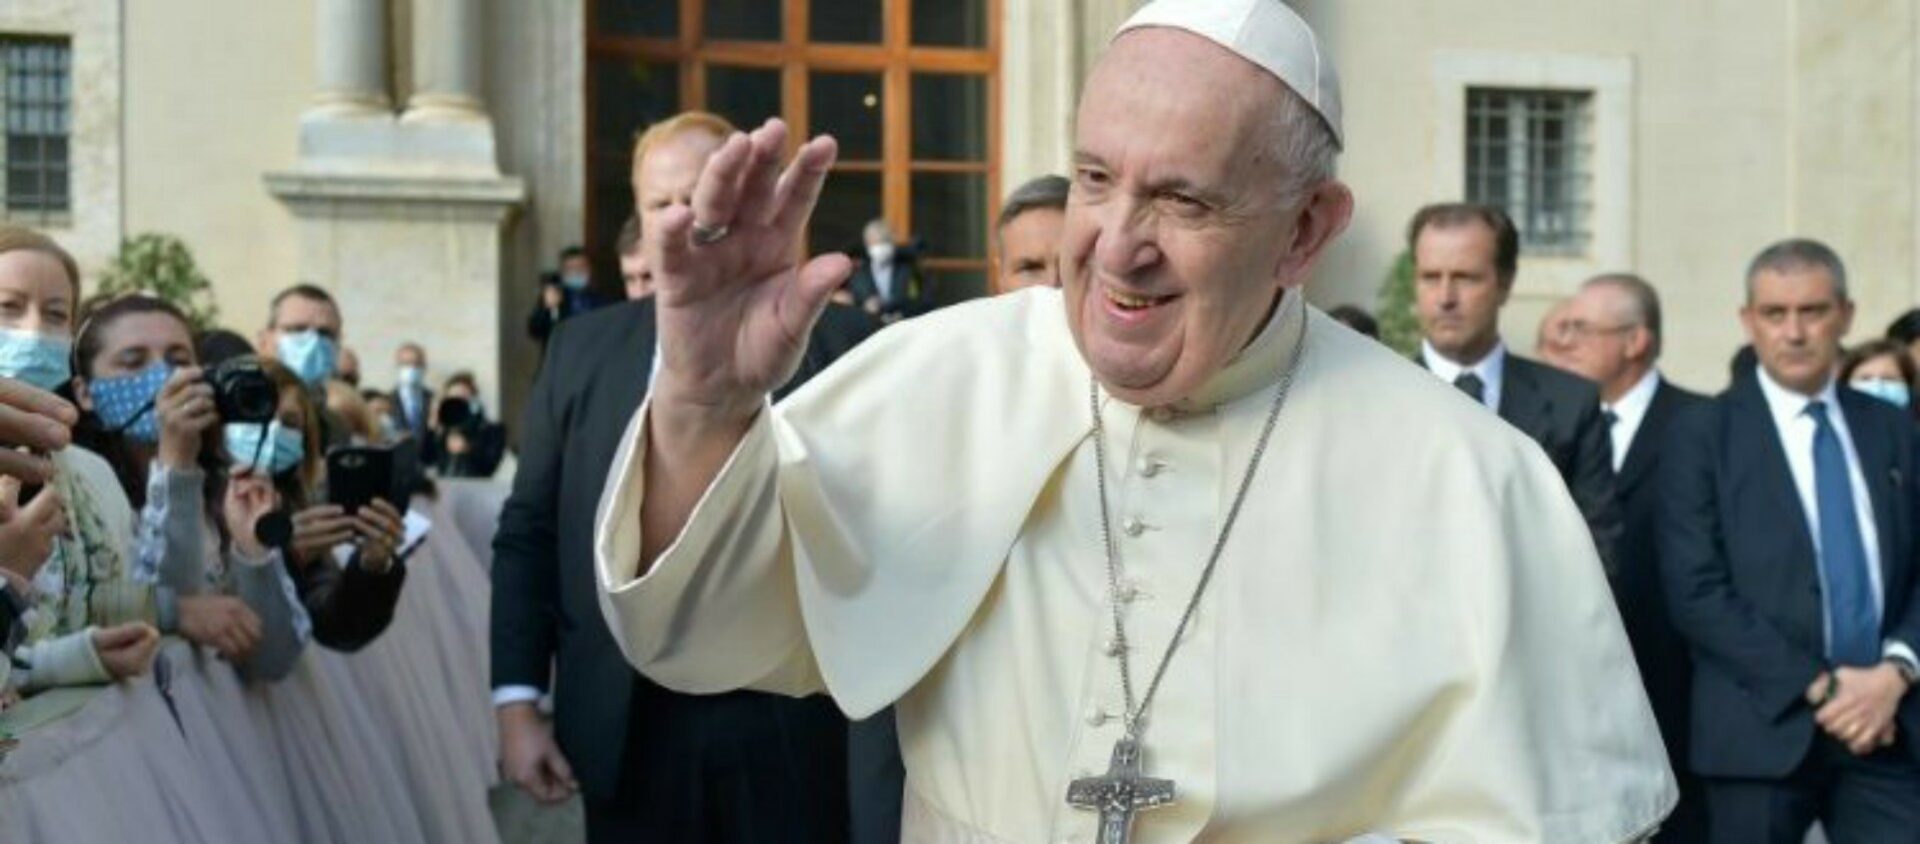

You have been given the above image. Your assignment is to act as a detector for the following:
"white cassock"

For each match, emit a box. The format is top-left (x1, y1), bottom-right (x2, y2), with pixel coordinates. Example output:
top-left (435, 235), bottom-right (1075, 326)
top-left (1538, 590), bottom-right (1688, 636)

top-left (595, 288), bottom-right (1676, 842)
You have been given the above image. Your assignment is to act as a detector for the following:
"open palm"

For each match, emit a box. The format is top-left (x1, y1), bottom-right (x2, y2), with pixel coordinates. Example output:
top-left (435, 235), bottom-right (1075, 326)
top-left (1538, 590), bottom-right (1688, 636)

top-left (647, 119), bottom-right (851, 410)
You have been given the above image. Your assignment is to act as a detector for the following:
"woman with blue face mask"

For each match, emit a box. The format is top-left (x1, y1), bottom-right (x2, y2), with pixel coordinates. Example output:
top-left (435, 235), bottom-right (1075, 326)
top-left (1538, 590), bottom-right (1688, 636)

top-left (1842, 338), bottom-right (1920, 421)
top-left (0, 229), bottom-right (165, 693)
top-left (68, 294), bottom-right (308, 683)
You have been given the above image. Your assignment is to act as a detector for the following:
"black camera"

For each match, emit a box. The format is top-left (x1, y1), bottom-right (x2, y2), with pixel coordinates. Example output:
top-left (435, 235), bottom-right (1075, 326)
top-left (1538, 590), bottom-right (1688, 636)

top-left (435, 396), bottom-right (474, 431)
top-left (205, 358), bottom-right (278, 424)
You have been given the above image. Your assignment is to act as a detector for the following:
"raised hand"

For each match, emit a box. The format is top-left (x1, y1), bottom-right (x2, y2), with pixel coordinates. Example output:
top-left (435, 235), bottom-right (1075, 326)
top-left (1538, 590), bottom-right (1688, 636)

top-left (0, 377), bottom-right (75, 484)
top-left (648, 118), bottom-right (850, 419)
top-left (350, 498), bottom-right (406, 573)
top-left (223, 471), bottom-right (281, 558)
top-left (290, 503), bottom-right (357, 566)
top-left (155, 367), bottom-right (215, 470)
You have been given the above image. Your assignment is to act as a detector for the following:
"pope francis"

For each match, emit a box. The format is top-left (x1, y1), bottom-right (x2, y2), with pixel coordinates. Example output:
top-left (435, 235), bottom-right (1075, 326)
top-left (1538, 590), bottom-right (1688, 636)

top-left (593, 0), bottom-right (1678, 841)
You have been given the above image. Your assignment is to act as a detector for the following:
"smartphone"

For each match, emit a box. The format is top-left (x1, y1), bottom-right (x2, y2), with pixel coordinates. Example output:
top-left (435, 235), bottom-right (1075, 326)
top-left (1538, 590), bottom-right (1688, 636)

top-left (325, 439), bottom-right (418, 514)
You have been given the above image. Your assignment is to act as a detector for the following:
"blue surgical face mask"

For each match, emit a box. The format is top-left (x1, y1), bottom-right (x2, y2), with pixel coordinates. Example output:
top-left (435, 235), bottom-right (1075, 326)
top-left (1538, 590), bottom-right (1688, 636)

top-left (276, 330), bottom-right (338, 386)
top-left (224, 420), bottom-right (305, 476)
top-left (0, 328), bottom-right (72, 392)
top-left (1853, 378), bottom-right (1912, 409)
top-left (561, 273), bottom-right (589, 291)
top-left (88, 362), bottom-right (171, 444)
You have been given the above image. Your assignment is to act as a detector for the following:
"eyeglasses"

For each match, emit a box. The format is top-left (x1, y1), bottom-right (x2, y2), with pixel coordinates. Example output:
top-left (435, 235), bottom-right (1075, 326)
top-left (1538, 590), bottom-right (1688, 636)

top-left (1553, 320), bottom-right (1638, 344)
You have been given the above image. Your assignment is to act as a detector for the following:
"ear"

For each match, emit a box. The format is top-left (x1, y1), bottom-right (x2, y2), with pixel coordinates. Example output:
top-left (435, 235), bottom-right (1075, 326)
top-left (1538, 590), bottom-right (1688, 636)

top-left (1625, 325), bottom-right (1653, 361)
top-left (1273, 180), bottom-right (1355, 290)
top-left (73, 377), bottom-right (94, 413)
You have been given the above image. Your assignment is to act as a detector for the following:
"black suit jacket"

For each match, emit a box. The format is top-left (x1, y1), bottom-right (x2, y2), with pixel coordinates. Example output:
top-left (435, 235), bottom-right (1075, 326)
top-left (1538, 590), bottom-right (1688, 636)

top-left (1612, 379), bottom-right (1709, 775)
top-left (1658, 376), bottom-right (1920, 777)
top-left (490, 298), bottom-right (876, 799)
top-left (1422, 351), bottom-right (1623, 570)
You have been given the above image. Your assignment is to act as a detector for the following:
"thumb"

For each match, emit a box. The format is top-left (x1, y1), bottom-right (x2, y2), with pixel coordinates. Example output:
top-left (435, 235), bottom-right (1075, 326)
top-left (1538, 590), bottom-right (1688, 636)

top-left (0, 475), bottom-right (18, 515)
top-left (783, 253), bottom-right (853, 334)
top-left (92, 624), bottom-right (146, 650)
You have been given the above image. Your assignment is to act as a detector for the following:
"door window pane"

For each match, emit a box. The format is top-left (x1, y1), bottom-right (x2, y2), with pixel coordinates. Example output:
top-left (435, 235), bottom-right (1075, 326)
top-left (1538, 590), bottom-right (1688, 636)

top-left (591, 58), bottom-right (680, 160)
top-left (811, 170), bottom-right (883, 255)
top-left (706, 0), bottom-right (782, 41)
top-left (911, 172), bottom-right (987, 259)
top-left (913, 0), bottom-right (986, 47)
top-left (707, 65), bottom-right (783, 130)
top-left (811, 0), bottom-right (882, 44)
top-left (912, 73), bottom-right (986, 162)
top-left (810, 72), bottom-right (883, 161)
top-left (593, 0), bottom-right (677, 37)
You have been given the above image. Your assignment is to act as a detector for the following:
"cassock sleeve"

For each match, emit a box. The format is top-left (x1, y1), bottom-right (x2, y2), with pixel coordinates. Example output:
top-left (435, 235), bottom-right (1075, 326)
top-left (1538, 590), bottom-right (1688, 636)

top-left (594, 396), bottom-right (826, 698)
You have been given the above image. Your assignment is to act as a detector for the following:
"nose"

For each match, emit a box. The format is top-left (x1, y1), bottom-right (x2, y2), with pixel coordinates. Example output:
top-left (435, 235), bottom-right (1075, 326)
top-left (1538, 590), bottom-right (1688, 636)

top-left (1089, 197), bottom-right (1162, 282)
top-left (1438, 279), bottom-right (1461, 311)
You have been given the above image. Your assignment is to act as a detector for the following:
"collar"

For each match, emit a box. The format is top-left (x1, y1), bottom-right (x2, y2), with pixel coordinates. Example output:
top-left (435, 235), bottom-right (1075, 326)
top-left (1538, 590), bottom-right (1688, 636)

top-left (1165, 289), bottom-right (1308, 413)
top-left (1608, 367), bottom-right (1662, 422)
top-left (1421, 338), bottom-right (1507, 383)
top-left (1754, 364), bottom-right (1840, 427)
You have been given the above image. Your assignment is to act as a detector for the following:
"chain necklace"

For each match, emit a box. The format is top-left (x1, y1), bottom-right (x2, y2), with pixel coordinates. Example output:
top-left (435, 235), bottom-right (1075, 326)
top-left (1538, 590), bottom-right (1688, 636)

top-left (1067, 316), bottom-right (1307, 844)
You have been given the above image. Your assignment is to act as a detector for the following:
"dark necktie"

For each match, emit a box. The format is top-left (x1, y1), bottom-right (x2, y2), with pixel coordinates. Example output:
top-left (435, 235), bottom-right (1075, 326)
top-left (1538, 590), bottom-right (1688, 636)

top-left (1603, 408), bottom-right (1620, 428)
top-left (1453, 372), bottom-right (1485, 405)
top-left (1807, 401), bottom-right (1881, 666)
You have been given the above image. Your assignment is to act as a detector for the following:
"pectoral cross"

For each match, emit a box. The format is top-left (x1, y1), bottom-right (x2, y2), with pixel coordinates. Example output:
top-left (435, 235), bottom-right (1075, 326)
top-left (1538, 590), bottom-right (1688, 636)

top-left (1066, 737), bottom-right (1176, 844)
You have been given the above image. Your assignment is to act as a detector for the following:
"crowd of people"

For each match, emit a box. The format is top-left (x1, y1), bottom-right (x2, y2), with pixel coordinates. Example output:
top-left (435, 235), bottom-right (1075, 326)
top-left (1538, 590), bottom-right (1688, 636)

top-left (7, 0), bottom-right (1920, 842)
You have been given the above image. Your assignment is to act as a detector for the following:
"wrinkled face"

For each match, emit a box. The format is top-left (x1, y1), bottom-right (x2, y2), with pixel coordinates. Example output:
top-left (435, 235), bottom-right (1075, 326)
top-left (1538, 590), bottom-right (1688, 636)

top-left (1533, 301), bottom-right (1577, 370)
top-left (1558, 286), bottom-right (1642, 387)
top-left (1741, 266), bottom-right (1853, 396)
top-left (994, 207), bottom-right (1063, 294)
top-left (1065, 30), bottom-right (1333, 407)
top-left (621, 251), bottom-right (653, 300)
top-left (0, 250), bottom-right (76, 338)
top-left (636, 129), bottom-right (727, 251)
top-left (1414, 222), bottom-right (1509, 363)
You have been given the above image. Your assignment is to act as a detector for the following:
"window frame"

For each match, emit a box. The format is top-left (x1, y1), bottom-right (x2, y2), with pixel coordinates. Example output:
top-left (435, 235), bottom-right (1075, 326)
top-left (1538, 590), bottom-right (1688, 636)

top-left (1465, 86), bottom-right (1594, 257)
top-left (585, 0), bottom-right (1002, 292)
top-left (0, 33), bottom-right (72, 227)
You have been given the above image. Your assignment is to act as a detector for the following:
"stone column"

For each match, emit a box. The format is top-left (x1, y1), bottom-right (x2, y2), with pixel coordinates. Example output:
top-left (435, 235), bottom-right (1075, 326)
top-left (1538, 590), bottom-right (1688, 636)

top-left (404, 0), bottom-right (485, 122)
top-left (312, 0), bottom-right (391, 117)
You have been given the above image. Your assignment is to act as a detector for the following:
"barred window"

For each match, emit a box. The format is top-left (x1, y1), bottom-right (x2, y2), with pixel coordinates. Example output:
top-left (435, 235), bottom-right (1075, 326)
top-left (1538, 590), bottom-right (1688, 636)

top-left (0, 36), bottom-right (70, 224)
top-left (1466, 88), bottom-right (1591, 256)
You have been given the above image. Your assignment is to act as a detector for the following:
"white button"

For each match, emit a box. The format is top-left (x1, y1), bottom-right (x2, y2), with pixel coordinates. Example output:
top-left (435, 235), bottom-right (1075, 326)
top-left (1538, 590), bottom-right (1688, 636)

top-left (1086, 708), bottom-right (1111, 727)
top-left (1123, 517), bottom-right (1146, 537)
top-left (1138, 457), bottom-right (1164, 478)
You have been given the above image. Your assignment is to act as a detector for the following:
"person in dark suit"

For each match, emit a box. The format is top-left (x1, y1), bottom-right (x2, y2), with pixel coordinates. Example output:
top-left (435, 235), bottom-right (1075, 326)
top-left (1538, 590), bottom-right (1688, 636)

top-left (845, 218), bottom-right (929, 322)
top-left (492, 110), bottom-right (882, 844)
top-left (1559, 272), bottom-right (1709, 842)
top-left (527, 245), bottom-right (610, 350)
top-left (1660, 239), bottom-right (1920, 843)
top-left (1408, 202), bottom-right (1622, 570)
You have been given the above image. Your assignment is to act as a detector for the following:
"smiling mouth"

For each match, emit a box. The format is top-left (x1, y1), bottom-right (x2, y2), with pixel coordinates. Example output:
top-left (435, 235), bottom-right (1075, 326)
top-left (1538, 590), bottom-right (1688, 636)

top-left (1103, 286), bottom-right (1176, 312)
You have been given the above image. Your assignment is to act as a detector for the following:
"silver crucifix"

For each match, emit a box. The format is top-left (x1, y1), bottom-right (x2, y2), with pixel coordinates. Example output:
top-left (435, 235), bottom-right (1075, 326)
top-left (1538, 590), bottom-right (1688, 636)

top-left (1066, 737), bottom-right (1176, 843)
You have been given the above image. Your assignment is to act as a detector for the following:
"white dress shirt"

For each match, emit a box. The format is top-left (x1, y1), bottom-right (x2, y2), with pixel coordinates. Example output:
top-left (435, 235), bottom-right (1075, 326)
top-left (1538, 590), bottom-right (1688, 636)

top-left (872, 259), bottom-right (896, 303)
top-left (1753, 368), bottom-right (1917, 665)
top-left (1422, 339), bottom-right (1506, 412)
top-left (1603, 369), bottom-right (1662, 473)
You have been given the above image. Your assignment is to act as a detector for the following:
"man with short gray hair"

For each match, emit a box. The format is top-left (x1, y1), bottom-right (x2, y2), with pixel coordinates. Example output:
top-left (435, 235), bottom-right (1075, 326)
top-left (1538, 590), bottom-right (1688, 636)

top-left (1661, 239), bottom-right (1920, 842)
top-left (994, 174), bottom-right (1070, 294)
top-left (1562, 272), bottom-right (1711, 842)
top-left (595, 0), bottom-right (1674, 840)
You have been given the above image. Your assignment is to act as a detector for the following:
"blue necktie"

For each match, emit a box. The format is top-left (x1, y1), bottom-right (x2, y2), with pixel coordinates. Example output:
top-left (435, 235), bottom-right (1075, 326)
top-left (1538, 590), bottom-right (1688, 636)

top-left (1807, 401), bottom-right (1881, 666)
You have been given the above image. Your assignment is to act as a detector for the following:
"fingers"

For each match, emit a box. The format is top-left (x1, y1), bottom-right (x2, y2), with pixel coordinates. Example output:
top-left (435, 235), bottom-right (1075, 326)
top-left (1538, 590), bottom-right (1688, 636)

top-left (652, 204), bottom-right (697, 283)
top-left (0, 475), bottom-right (17, 515)
top-left (769, 134), bottom-right (840, 236)
top-left (688, 130), bottom-right (755, 235)
top-left (0, 379), bottom-right (76, 453)
top-left (93, 622), bottom-right (150, 649)
top-left (783, 254), bottom-right (856, 338)
top-left (736, 120), bottom-right (792, 228)
top-left (0, 449), bottom-right (55, 486)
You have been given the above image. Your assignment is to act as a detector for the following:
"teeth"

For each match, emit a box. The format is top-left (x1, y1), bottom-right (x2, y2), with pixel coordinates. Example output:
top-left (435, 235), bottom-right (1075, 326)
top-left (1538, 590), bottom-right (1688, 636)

top-left (1105, 288), bottom-right (1159, 309)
